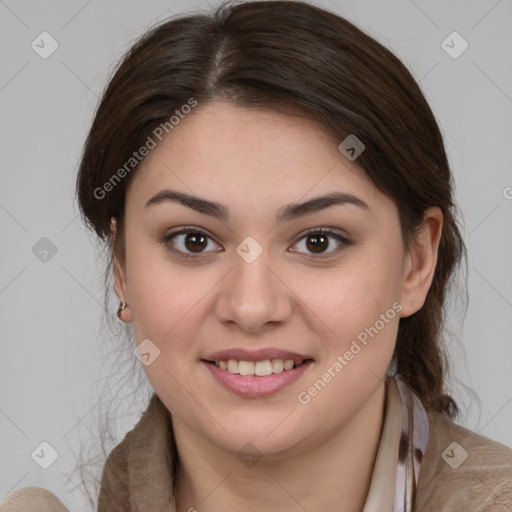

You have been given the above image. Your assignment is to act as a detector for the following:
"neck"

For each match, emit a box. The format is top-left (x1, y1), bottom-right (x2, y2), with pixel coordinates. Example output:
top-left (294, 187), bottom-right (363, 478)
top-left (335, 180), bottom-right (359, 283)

top-left (173, 382), bottom-right (386, 512)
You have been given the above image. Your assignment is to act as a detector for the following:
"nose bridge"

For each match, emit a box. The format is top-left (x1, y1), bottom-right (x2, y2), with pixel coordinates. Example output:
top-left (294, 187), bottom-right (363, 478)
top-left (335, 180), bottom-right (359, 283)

top-left (215, 240), bottom-right (294, 331)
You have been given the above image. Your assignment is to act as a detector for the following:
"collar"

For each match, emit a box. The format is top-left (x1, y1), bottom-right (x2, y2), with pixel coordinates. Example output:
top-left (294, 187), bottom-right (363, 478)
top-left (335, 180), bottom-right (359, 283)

top-left (364, 376), bottom-right (429, 512)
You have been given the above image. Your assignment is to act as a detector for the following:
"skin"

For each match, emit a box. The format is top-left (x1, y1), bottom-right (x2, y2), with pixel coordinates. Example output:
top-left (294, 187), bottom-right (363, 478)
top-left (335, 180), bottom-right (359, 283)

top-left (113, 101), bottom-right (442, 512)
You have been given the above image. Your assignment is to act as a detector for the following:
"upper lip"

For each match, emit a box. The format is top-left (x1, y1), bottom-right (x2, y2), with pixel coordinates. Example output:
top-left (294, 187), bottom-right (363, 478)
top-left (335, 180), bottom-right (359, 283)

top-left (203, 348), bottom-right (313, 364)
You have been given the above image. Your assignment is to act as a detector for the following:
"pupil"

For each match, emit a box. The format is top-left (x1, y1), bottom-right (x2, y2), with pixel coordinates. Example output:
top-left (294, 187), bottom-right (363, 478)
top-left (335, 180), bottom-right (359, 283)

top-left (306, 234), bottom-right (328, 253)
top-left (185, 233), bottom-right (207, 252)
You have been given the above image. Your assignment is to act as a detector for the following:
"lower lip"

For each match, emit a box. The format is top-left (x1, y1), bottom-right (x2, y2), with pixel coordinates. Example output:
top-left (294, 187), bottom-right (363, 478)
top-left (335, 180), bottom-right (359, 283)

top-left (202, 360), bottom-right (313, 398)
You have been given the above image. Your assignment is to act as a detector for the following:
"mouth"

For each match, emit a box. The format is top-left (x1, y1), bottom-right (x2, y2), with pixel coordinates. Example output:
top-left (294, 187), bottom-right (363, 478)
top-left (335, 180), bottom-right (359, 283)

top-left (201, 349), bottom-right (314, 398)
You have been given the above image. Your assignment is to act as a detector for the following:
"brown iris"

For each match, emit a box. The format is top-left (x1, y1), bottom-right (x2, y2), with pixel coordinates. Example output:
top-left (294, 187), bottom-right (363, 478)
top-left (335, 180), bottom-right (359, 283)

top-left (184, 232), bottom-right (208, 252)
top-left (306, 233), bottom-right (329, 254)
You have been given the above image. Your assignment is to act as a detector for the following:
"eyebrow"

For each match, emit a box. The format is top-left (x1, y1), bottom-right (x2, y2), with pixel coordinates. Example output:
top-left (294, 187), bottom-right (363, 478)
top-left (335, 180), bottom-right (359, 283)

top-left (144, 189), bottom-right (370, 224)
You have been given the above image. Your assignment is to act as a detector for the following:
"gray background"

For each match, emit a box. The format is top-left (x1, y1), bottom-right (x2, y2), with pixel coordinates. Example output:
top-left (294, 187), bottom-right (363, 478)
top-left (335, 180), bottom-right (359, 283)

top-left (1, 0), bottom-right (511, 509)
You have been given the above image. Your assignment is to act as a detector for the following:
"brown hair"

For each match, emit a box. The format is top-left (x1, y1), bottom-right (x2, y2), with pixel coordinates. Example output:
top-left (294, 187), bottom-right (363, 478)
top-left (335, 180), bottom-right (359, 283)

top-left (77, 0), bottom-right (467, 420)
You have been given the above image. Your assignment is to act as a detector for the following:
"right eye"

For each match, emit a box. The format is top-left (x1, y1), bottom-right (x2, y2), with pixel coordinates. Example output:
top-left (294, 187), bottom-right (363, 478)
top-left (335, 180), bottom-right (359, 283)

top-left (162, 227), bottom-right (223, 259)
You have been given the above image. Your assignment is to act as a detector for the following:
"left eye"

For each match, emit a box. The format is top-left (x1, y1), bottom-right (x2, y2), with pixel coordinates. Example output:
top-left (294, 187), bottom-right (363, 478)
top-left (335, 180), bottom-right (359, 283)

top-left (289, 229), bottom-right (347, 256)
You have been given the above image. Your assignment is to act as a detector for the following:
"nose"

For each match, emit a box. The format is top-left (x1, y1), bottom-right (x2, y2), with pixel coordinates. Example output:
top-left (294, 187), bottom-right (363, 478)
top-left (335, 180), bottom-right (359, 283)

top-left (214, 249), bottom-right (295, 333)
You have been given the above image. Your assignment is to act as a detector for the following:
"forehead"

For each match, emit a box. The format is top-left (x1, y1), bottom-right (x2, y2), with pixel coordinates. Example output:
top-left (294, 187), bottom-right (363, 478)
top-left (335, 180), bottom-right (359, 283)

top-left (126, 101), bottom-right (387, 216)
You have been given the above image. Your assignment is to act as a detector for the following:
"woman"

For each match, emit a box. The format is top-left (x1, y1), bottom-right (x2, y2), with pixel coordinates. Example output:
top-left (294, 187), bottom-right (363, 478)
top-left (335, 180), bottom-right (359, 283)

top-left (2, 1), bottom-right (511, 511)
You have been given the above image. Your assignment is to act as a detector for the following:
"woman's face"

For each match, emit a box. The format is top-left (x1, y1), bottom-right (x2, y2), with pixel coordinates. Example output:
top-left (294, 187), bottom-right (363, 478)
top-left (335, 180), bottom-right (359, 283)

top-left (115, 101), bottom-right (440, 457)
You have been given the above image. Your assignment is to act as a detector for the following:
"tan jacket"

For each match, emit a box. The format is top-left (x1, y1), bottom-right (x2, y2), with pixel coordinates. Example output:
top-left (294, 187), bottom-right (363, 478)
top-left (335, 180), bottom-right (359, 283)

top-left (2, 380), bottom-right (511, 511)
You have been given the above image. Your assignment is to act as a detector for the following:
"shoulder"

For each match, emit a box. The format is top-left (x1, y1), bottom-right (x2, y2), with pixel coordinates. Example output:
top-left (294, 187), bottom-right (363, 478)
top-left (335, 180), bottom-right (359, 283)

top-left (0, 487), bottom-right (69, 511)
top-left (416, 409), bottom-right (512, 511)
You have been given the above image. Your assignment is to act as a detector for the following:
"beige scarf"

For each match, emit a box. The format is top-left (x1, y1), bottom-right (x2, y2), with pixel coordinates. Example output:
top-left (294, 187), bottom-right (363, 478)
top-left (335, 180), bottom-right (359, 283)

top-left (0, 377), bottom-right (428, 511)
top-left (94, 376), bottom-right (428, 511)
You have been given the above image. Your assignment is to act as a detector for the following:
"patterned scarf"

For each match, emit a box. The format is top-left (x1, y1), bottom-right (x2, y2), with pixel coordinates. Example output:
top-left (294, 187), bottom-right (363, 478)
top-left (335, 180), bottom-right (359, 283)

top-left (392, 375), bottom-right (430, 512)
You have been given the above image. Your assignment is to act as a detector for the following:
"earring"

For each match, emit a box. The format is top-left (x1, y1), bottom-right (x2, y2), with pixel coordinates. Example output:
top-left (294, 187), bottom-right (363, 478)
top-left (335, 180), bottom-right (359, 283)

top-left (117, 301), bottom-right (129, 320)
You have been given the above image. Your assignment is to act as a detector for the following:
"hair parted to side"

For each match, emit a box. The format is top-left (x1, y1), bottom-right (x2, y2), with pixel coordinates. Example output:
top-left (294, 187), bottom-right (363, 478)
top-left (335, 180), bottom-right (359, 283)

top-left (77, 0), bottom-right (467, 423)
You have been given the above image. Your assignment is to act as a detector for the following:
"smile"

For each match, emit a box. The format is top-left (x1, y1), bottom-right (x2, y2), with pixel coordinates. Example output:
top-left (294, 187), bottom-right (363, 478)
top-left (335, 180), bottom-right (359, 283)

top-left (202, 358), bottom-right (313, 398)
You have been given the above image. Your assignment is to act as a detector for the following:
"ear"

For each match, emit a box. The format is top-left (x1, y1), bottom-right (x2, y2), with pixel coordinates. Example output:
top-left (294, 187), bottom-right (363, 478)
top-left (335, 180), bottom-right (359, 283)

top-left (111, 218), bottom-right (133, 323)
top-left (399, 207), bottom-right (443, 318)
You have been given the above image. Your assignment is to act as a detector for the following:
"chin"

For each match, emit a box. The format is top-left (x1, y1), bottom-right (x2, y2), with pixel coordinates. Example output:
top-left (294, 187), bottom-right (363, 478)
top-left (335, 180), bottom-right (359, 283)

top-left (196, 405), bottom-right (319, 461)
top-left (211, 428), bottom-right (308, 462)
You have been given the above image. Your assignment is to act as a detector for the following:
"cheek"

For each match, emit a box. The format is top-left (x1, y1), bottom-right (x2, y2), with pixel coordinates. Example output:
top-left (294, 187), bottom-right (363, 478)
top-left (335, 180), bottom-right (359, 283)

top-left (296, 255), bottom-right (402, 338)
top-left (295, 262), bottom-right (401, 420)
top-left (295, 250), bottom-right (403, 391)
top-left (124, 241), bottom-right (209, 344)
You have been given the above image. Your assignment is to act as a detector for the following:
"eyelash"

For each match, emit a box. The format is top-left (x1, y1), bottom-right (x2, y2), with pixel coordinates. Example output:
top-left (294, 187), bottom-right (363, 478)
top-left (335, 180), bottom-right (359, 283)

top-left (161, 226), bottom-right (350, 260)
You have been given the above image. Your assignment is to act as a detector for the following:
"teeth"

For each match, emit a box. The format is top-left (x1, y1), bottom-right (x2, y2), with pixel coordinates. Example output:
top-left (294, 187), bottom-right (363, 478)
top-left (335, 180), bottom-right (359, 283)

top-left (255, 360), bottom-right (272, 376)
top-left (227, 359), bottom-right (239, 373)
top-left (271, 359), bottom-right (284, 373)
top-left (238, 361), bottom-right (255, 375)
top-left (213, 359), bottom-right (303, 376)
top-left (283, 360), bottom-right (294, 370)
